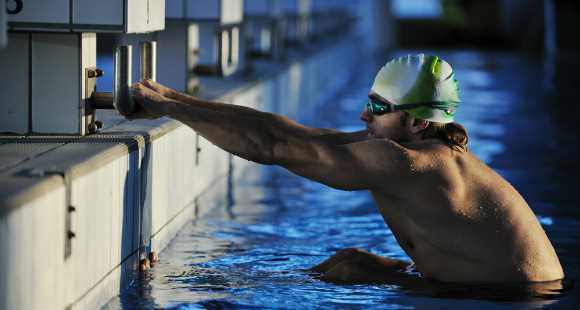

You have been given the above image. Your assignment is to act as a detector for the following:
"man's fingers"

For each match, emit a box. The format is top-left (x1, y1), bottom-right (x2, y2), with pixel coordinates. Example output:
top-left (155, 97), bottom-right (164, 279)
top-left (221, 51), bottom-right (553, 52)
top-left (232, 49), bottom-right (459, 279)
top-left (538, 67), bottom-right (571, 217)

top-left (141, 79), bottom-right (180, 99)
top-left (141, 79), bottom-right (165, 93)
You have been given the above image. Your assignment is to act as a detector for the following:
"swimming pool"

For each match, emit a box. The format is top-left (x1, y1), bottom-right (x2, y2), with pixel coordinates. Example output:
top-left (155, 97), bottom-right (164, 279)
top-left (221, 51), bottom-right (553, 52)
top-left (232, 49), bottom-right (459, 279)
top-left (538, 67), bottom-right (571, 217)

top-left (105, 50), bottom-right (579, 309)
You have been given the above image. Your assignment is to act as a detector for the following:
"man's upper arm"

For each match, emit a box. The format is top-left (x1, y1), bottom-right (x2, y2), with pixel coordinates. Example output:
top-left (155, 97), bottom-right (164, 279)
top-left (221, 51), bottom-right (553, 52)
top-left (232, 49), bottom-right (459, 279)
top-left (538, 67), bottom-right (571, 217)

top-left (270, 114), bottom-right (368, 145)
top-left (274, 137), bottom-right (414, 191)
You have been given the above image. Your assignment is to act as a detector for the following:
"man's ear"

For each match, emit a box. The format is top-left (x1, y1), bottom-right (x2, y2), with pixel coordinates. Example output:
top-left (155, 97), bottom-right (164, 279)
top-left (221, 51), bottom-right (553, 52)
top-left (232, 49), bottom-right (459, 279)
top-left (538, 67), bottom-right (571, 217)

top-left (406, 116), bottom-right (429, 134)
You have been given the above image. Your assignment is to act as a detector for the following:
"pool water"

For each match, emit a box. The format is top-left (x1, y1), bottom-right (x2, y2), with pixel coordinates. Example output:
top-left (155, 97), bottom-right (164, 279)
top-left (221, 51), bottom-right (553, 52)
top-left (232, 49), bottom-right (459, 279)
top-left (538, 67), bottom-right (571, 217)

top-left (105, 50), bottom-right (579, 309)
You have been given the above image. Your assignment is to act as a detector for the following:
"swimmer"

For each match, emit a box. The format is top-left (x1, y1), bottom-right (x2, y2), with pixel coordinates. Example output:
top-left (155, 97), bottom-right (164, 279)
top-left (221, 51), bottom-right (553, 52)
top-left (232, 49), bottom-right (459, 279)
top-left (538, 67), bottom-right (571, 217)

top-left (128, 54), bottom-right (564, 284)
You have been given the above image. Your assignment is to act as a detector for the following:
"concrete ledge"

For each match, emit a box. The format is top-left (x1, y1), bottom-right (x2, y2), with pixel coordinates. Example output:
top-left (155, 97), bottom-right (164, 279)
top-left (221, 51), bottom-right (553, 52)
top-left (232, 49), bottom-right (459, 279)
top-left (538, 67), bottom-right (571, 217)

top-left (0, 36), bottom-right (360, 310)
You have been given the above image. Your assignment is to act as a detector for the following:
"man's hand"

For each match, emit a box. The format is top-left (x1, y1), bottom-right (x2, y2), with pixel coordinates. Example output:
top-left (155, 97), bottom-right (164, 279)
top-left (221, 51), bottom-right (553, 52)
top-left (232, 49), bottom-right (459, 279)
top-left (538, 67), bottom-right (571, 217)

top-left (128, 81), bottom-right (179, 120)
top-left (140, 79), bottom-right (183, 101)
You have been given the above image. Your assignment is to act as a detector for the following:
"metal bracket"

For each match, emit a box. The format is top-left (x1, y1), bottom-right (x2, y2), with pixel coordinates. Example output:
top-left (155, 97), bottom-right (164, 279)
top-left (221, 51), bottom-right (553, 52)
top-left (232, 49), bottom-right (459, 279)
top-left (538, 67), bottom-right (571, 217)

top-left (195, 133), bottom-right (201, 166)
top-left (84, 67), bottom-right (101, 135)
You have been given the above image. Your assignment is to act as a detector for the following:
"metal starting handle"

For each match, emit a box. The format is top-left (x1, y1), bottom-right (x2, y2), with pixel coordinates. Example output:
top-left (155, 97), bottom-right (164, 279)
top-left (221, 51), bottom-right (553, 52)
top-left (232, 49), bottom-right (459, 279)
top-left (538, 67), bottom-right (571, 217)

top-left (90, 42), bottom-right (156, 115)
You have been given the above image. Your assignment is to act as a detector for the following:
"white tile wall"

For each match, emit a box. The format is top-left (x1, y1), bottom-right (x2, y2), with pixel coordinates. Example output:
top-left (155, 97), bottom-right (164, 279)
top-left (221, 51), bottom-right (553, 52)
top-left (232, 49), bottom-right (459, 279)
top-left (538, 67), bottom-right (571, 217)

top-left (0, 185), bottom-right (66, 310)
top-left (66, 152), bottom-right (136, 307)
top-left (31, 187), bottom-right (67, 310)
top-left (0, 32), bottom-right (97, 135)
top-left (31, 33), bottom-right (81, 134)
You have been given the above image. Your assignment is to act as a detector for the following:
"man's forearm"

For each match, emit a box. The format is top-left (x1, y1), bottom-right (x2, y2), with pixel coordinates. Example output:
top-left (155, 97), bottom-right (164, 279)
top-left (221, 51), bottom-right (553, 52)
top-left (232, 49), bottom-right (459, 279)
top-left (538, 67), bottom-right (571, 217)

top-left (164, 94), bottom-right (368, 165)
top-left (168, 98), bottom-right (292, 164)
top-left (167, 92), bottom-right (357, 137)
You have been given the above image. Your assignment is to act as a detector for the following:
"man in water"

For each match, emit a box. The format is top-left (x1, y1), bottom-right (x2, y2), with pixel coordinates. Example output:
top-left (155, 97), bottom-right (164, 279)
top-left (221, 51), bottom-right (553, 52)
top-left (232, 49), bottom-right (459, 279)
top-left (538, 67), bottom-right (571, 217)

top-left (129, 54), bottom-right (564, 284)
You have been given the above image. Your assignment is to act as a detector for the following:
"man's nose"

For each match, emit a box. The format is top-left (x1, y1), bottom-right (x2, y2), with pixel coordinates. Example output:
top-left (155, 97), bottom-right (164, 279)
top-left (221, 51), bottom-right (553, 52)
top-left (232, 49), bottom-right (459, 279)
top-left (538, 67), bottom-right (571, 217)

top-left (360, 108), bottom-right (372, 123)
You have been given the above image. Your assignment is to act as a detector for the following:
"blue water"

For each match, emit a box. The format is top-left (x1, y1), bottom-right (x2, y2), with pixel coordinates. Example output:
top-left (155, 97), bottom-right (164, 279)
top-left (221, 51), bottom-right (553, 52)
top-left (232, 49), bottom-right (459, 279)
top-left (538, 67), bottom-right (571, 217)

top-left (106, 50), bottom-right (579, 309)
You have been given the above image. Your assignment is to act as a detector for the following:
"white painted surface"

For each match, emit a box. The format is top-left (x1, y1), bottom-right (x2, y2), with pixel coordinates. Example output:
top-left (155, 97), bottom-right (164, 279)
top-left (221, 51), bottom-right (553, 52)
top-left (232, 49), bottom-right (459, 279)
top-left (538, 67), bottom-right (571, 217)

top-left (220, 0), bottom-right (243, 24)
top-left (0, 186), bottom-right (67, 310)
top-left (67, 153), bottom-right (136, 307)
top-left (149, 0), bottom-right (166, 30)
top-left (126, 0), bottom-right (149, 33)
top-left (150, 126), bottom-right (201, 244)
top-left (31, 33), bottom-right (80, 134)
top-left (0, 33), bottom-right (29, 134)
top-left (6, 0), bottom-right (69, 24)
top-left (126, 0), bottom-right (165, 33)
top-left (74, 0), bottom-right (123, 26)
top-left (32, 187), bottom-right (67, 310)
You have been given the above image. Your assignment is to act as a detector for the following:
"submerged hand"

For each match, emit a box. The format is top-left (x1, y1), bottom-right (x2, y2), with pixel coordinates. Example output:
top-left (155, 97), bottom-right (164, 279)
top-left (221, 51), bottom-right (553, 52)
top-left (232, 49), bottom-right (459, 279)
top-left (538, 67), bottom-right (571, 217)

top-left (127, 82), bottom-right (178, 120)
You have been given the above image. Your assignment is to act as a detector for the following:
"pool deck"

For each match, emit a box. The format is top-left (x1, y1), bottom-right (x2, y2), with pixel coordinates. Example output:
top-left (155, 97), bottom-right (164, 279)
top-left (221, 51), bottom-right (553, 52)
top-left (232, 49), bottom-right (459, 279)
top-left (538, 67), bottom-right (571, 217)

top-left (0, 36), bottom-right (360, 310)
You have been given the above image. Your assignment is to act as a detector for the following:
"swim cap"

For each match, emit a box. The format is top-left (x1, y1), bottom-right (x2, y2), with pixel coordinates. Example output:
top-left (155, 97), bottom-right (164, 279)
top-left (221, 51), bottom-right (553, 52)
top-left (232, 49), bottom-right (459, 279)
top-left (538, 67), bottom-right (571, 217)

top-left (370, 54), bottom-right (460, 123)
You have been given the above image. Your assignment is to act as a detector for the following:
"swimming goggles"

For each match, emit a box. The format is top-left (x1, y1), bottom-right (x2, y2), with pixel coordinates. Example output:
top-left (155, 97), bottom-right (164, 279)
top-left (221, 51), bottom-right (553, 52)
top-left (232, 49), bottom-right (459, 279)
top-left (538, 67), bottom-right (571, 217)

top-left (366, 98), bottom-right (459, 116)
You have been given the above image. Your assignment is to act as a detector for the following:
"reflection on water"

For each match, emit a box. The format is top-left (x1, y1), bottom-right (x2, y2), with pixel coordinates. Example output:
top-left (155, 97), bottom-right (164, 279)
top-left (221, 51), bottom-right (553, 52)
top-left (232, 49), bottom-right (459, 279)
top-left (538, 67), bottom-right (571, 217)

top-left (106, 50), bottom-right (579, 309)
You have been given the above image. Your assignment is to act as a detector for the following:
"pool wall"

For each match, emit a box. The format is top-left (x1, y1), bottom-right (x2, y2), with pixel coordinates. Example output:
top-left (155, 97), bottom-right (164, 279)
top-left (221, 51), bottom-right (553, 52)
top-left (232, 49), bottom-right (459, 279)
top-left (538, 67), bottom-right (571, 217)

top-left (0, 38), bottom-right (359, 310)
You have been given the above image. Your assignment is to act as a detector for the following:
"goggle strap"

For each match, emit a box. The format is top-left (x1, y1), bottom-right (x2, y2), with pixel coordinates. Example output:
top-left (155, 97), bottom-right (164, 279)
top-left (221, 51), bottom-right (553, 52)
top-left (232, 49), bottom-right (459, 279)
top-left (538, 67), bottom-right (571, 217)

top-left (370, 100), bottom-right (459, 113)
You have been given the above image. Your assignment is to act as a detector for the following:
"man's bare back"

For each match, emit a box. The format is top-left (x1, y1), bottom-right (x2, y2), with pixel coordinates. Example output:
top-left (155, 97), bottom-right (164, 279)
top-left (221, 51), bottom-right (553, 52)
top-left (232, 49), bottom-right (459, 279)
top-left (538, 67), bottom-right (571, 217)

top-left (368, 139), bottom-right (564, 283)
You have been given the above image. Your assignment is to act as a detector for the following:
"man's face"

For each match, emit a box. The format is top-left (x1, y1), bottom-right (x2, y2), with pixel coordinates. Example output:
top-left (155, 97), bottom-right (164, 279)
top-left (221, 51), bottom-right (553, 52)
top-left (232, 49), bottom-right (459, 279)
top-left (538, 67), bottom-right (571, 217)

top-left (361, 93), bottom-right (407, 140)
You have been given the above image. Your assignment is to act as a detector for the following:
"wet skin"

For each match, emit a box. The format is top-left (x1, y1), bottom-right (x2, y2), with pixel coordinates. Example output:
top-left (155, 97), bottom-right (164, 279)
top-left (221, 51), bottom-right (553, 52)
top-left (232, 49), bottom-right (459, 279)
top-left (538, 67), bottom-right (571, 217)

top-left (129, 80), bottom-right (565, 285)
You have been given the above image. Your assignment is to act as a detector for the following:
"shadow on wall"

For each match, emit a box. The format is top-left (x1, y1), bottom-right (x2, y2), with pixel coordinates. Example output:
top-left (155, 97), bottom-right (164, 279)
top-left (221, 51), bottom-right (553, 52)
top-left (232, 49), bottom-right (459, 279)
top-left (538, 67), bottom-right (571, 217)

top-left (118, 132), bottom-right (153, 304)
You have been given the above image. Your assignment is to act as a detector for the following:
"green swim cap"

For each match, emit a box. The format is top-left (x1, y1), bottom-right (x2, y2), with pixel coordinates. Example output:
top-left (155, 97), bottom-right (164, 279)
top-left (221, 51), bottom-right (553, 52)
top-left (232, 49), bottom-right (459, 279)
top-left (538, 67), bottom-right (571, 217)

top-left (371, 54), bottom-right (460, 123)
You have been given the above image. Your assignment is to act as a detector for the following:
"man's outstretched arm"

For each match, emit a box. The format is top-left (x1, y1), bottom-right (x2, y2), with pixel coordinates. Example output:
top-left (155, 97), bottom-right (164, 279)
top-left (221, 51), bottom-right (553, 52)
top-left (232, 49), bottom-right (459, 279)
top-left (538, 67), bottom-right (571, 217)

top-left (131, 81), bottom-right (411, 190)
top-left (136, 80), bottom-right (369, 145)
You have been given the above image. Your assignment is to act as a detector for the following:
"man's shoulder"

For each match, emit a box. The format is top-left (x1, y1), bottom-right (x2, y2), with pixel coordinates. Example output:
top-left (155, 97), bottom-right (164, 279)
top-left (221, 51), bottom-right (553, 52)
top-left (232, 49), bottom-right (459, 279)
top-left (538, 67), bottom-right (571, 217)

top-left (399, 139), bottom-right (474, 175)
